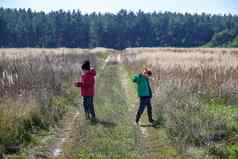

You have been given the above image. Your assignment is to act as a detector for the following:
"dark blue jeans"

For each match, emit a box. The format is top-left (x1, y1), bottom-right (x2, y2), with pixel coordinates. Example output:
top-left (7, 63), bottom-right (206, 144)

top-left (83, 96), bottom-right (96, 120)
top-left (136, 96), bottom-right (153, 123)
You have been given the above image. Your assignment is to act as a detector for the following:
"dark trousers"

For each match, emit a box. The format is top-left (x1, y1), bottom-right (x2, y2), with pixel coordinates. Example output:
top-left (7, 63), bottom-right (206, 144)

top-left (83, 96), bottom-right (96, 120)
top-left (136, 97), bottom-right (153, 123)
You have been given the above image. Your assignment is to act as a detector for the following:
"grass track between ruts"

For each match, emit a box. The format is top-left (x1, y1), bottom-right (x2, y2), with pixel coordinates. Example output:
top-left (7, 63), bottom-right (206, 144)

top-left (121, 63), bottom-right (185, 159)
top-left (59, 57), bottom-right (141, 159)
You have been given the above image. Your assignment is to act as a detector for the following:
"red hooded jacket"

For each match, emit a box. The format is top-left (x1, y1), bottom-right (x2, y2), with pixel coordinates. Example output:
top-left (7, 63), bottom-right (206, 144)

top-left (74, 69), bottom-right (96, 96)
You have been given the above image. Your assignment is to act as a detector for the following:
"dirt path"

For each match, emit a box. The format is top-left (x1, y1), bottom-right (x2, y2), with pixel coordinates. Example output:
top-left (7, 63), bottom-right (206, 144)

top-left (25, 55), bottom-right (111, 159)
top-left (56, 53), bottom-right (140, 159)
top-left (51, 111), bottom-right (80, 158)
top-left (23, 109), bottom-right (78, 159)
top-left (54, 55), bottom-right (115, 159)
top-left (117, 54), bottom-right (183, 159)
top-left (52, 53), bottom-right (183, 159)
top-left (27, 53), bottom-right (183, 159)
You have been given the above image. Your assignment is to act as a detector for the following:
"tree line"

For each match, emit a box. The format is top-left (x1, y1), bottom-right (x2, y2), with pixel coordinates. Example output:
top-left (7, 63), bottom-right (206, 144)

top-left (0, 8), bottom-right (238, 49)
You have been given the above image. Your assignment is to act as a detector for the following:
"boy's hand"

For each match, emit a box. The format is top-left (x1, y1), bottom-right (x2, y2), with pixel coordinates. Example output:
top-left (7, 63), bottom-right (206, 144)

top-left (74, 81), bottom-right (82, 87)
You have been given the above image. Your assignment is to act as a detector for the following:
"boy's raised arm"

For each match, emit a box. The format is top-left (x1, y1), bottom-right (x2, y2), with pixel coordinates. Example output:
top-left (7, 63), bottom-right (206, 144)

top-left (74, 80), bottom-right (82, 87)
top-left (132, 74), bottom-right (138, 83)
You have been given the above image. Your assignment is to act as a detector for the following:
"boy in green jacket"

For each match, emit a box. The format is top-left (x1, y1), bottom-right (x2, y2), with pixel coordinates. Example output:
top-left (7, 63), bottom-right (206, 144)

top-left (132, 68), bottom-right (155, 124)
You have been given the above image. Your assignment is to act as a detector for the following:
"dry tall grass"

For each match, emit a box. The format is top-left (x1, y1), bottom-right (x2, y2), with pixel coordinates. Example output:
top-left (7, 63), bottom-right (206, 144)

top-left (124, 48), bottom-right (238, 98)
top-left (0, 49), bottom-right (100, 154)
top-left (0, 48), bottom-right (114, 59)
top-left (123, 48), bottom-right (238, 158)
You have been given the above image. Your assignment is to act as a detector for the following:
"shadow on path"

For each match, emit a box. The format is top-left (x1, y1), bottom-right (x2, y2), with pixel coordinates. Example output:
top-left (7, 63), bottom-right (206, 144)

top-left (140, 122), bottom-right (160, 129)
top-left (92, 119), bottom-right (117, 128)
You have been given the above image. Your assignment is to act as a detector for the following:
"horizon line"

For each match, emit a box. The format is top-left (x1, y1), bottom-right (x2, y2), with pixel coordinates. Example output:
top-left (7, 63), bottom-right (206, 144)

top-left (1, 7), bottom-right (238, 16)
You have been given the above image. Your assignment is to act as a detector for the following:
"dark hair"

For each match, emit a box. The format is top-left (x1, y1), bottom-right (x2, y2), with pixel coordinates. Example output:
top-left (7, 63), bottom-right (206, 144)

top-left (82, 60), bottom-right (90, 70)
top-left (147, 71), bottom-right (152, 76)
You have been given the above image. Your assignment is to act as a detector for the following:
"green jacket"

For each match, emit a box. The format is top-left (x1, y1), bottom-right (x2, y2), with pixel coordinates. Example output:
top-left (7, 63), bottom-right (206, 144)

top-left (132, 74), bottom-right (152, 97)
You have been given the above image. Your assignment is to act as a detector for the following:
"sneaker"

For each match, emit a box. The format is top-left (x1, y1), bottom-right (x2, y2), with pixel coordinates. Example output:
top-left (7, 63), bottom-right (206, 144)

top-left (149, 119), bottom-right (155, 124)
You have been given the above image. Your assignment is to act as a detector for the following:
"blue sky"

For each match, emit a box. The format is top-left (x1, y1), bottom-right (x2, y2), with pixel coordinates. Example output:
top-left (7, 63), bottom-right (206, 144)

top-left (1, 0), bottom-right (238, 15)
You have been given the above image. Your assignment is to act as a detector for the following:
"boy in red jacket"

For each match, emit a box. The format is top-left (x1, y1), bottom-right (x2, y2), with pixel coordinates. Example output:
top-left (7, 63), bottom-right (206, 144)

top-left (75, 61), bottom-right (96, 122)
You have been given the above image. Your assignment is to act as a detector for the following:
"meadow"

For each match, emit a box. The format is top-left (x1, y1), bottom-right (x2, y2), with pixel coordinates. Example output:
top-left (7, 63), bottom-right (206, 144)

top-left (0, 48), bottom-right (103, 157)
top-left (0, 48), bottom-right (238, 159)
top-left (123, 48), bottom-right (238, 159)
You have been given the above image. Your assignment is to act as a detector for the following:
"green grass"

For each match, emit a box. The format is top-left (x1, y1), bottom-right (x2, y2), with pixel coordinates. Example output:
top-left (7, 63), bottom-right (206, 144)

top-left (208, 101), bottom-right (238, 134)
top-left (69, 64), bottom-right (141, 159)
top-left (206, 100), bottom-right (238, 159)
top-left (2, 83), bottom-right (80, 158)
top-left (96, 52), bottom-right (108, 60)
top-left (124, 65), bottom-right (184, 159)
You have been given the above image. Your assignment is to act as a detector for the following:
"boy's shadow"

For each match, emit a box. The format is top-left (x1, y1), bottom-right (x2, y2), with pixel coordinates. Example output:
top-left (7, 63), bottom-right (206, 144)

top-left (139, 120), bottom-right (162, 129)
top-left (140, 124), bottom-right (154, 128)
top-left (94, 119), bottom-right (117, 128)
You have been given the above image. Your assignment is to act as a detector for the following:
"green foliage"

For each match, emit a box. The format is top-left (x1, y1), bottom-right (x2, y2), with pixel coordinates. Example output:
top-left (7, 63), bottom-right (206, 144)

top-left (0, 16), bottom-right (7, 47)
top-left (207, 29), bottom-right (237, 47)
top-left (226, 144), bottom-right (238, 159)
top-left (205, 100), bottom-right (238, 158)
top-left (154, 112), bottom-right (166, 128)
top-left (227, 36), bottom-right (238, 47)
top-left (77, 149), bottom-right (102, 159)
top-left (0, 101), bottom-right (36, 146)
top-left (208, 144), bottom-right (228, 158)
top-left (0, 87), bottom-right (78, 155)
top-left (0, 8), bottom-right (238, 48)
top-left (207, 101), bottom-right (238, 134)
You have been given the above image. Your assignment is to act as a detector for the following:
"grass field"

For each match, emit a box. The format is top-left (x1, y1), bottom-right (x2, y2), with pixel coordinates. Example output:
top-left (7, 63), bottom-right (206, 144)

top-left (123, 48), bottom-right (238, 159)
top-left (0, 48), bottom-right (238, 159)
